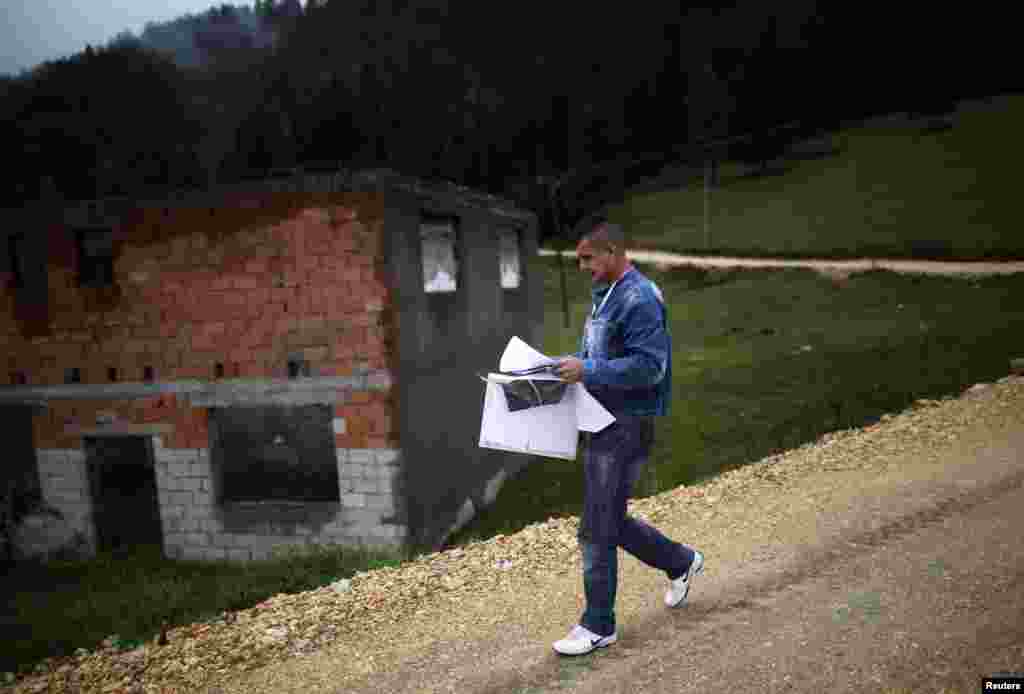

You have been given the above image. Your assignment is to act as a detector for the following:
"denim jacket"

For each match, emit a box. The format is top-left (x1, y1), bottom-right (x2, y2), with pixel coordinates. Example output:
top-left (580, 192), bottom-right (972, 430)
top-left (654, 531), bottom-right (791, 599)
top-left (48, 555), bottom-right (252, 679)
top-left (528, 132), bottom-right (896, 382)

top-left (576, 267), bottom-right (672, 417)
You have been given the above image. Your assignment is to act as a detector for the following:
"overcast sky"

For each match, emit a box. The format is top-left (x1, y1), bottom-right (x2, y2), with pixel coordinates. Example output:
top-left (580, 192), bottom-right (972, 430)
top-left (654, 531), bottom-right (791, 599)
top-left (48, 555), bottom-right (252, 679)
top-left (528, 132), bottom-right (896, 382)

top-left (1, 0), bottom-right (220, 76)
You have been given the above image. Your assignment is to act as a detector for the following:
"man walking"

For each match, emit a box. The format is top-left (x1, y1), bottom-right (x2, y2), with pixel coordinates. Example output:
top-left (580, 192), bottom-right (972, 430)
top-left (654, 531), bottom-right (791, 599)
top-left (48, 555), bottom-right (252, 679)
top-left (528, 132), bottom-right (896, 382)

top-left (552, 221), bottom-right (704, 656)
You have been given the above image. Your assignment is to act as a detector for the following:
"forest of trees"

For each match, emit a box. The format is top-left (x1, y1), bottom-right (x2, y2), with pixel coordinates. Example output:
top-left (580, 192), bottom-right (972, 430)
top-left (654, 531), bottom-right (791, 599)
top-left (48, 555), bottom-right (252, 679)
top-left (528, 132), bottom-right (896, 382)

top-left (1, 1), bottom-right (1016, 233)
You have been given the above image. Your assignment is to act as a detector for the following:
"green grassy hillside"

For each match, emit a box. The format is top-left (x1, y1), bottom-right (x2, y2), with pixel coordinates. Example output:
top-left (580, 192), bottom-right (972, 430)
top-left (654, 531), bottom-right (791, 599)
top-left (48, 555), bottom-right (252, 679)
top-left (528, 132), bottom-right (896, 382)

top-left (606, 94), bottom-right (1024, 259)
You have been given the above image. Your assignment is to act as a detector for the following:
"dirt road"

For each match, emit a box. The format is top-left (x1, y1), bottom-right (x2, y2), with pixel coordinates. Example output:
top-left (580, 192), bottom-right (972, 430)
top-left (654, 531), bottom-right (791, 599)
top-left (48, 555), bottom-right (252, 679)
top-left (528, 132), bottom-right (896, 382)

top-left (213, 377), bottom-right (1024, 694)
top-left (538, 248), bottom-right (1024, 276)
top-left (527, 427), bottom-right (1024, 693)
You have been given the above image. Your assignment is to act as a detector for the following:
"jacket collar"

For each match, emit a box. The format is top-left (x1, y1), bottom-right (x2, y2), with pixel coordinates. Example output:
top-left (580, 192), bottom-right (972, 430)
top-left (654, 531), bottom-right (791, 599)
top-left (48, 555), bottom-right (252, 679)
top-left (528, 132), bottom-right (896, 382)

top-left (592, 265), bottom-right (637, 297)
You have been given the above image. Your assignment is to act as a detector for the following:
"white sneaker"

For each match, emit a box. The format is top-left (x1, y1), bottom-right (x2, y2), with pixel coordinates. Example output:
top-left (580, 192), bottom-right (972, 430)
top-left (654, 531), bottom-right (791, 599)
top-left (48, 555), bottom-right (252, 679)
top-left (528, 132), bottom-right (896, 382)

top-left (552, 624), bottom-right (618, 656)
top-left (665, 550), bottom-right (704, 608)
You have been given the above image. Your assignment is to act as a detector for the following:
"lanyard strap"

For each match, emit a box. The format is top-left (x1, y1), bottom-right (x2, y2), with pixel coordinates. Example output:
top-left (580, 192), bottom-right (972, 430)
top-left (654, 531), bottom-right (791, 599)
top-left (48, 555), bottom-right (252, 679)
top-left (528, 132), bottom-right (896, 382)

top-left (591, 271), bottom-right (629, 320)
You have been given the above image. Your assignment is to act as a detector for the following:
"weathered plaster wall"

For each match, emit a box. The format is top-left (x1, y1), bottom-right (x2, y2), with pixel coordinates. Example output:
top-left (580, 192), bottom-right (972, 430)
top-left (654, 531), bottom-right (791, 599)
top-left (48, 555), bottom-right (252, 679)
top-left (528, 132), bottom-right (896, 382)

top-left (383, 195), bottom-right (541, 550)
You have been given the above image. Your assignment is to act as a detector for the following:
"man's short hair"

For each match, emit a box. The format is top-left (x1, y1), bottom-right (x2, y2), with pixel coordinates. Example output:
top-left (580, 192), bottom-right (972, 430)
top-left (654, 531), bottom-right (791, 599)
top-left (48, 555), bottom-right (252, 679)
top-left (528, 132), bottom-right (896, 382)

top-left (582, 221), bottom-right (627, 256)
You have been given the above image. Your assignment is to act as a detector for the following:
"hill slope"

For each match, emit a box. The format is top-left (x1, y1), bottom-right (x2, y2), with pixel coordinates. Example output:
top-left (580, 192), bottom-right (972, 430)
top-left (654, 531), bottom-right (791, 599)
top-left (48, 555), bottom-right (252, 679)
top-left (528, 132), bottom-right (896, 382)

top-left (608, 93), bottom-right (1024, 260)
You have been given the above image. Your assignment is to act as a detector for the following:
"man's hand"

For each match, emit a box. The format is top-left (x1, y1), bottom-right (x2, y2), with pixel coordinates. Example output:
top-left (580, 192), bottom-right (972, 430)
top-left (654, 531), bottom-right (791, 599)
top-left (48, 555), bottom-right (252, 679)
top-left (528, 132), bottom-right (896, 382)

top-left (555, 357), bottom-right (584, 384)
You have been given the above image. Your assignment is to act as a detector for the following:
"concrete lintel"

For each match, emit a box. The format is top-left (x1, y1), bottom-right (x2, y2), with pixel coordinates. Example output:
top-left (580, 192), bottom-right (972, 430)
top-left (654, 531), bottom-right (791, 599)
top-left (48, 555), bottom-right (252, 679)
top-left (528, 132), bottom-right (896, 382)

top-left (0, 372), bottom-right (390, 407)
top-left (67, 422), bottom-right (174, 438)
top-left (186, 380), bottom-right (355, 408)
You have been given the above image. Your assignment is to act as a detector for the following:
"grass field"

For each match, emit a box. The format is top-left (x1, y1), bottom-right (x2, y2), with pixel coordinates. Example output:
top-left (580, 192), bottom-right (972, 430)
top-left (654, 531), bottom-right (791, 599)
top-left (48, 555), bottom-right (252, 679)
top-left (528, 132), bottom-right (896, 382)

top-left (603, 94), bottom-right (1024, 260)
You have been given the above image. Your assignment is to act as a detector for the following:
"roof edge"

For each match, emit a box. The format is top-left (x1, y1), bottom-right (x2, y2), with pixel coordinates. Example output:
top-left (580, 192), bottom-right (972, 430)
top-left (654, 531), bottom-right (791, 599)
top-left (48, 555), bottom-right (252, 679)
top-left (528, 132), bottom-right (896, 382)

top-left (2, 167), bottom-right (537, 230)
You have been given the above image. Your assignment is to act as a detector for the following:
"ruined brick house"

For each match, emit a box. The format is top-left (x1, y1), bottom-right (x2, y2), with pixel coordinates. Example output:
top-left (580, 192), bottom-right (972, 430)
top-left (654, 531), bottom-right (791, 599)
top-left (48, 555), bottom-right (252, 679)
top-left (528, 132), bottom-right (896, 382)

top-left (0, 169), bottom-right (540, 561)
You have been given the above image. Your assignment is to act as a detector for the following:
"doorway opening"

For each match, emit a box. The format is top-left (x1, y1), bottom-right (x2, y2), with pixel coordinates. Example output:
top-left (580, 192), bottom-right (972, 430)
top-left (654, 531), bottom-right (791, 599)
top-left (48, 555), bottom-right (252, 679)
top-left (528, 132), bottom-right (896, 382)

top-left (85, 436), bottom-right (163, 557)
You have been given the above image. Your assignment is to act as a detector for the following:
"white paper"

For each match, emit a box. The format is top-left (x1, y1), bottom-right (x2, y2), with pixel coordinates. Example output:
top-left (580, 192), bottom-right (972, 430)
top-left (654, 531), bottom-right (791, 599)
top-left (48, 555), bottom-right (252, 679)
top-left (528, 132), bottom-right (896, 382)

top-left (477, 374), bottom-right (613, 433)
top-left (575, 384), bottom-right (617, 433)
top-left (498, 335), bottom-right (558, 373)
top-left (478, 337), bottom-right (615, 460)
top-left (478, 380), bottom-right (578, 460)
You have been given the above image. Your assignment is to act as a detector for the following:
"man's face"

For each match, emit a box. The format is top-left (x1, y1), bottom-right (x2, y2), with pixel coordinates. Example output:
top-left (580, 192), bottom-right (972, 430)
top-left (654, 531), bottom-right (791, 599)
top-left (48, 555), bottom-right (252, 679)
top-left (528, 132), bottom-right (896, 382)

top-left (576, 238), bottom-right (617, 284)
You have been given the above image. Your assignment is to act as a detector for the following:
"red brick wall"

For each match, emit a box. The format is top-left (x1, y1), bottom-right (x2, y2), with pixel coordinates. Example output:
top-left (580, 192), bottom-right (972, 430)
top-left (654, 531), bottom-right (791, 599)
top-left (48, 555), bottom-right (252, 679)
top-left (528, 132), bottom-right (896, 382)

top-left (1, 192), bottom-right (397, 451)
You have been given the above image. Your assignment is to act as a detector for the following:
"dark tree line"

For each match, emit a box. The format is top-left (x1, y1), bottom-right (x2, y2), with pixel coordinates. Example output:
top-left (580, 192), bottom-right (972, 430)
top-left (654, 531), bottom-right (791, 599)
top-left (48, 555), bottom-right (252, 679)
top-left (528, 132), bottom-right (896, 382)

top-left (2, 1), bottom-right (1017, 232)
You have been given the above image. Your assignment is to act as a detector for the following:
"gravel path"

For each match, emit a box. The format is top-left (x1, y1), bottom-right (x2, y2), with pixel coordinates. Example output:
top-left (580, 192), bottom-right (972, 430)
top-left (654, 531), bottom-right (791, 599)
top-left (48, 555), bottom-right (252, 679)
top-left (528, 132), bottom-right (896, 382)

top-left (538, 249), bottom-right (1024, 277)
top-left (8, 374), bottom-right (1023, 693)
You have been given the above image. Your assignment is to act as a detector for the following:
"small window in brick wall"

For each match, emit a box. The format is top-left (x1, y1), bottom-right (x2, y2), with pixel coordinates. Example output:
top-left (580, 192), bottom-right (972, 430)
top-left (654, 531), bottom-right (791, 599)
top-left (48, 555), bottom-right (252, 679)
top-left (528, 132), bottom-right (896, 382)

top-left (287, 358), bottom-right (310, 379)
top-left (499, 227), bottom-right (522, 289)
top-left (212, 405), bottom-right (340, 503)
top-left (420, 217), bottom-right (458, 293)
top-left (7, 232), bottom-right (48, 306)
top-left (7, 233), bottom-right (27, 289)
top-left (75, 229), bottom-right (114, 288)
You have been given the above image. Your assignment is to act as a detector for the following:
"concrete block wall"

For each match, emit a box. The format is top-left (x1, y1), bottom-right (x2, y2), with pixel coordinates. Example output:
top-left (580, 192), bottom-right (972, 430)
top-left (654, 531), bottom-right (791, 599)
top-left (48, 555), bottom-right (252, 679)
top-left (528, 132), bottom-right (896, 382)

top-left (34, 448), bottom-right (96, 554)
top-left (335, 447), bottom-right (405, 542)
top-left (153, 440), bottom-right (405, 562)
top-left (30, 437), bottom-right (405, 562)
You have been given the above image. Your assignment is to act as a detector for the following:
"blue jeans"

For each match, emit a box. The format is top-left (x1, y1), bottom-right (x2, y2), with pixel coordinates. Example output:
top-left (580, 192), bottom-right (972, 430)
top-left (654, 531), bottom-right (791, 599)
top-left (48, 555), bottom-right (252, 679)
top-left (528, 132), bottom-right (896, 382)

top-left (578, 416), bottom-right (696, 637)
